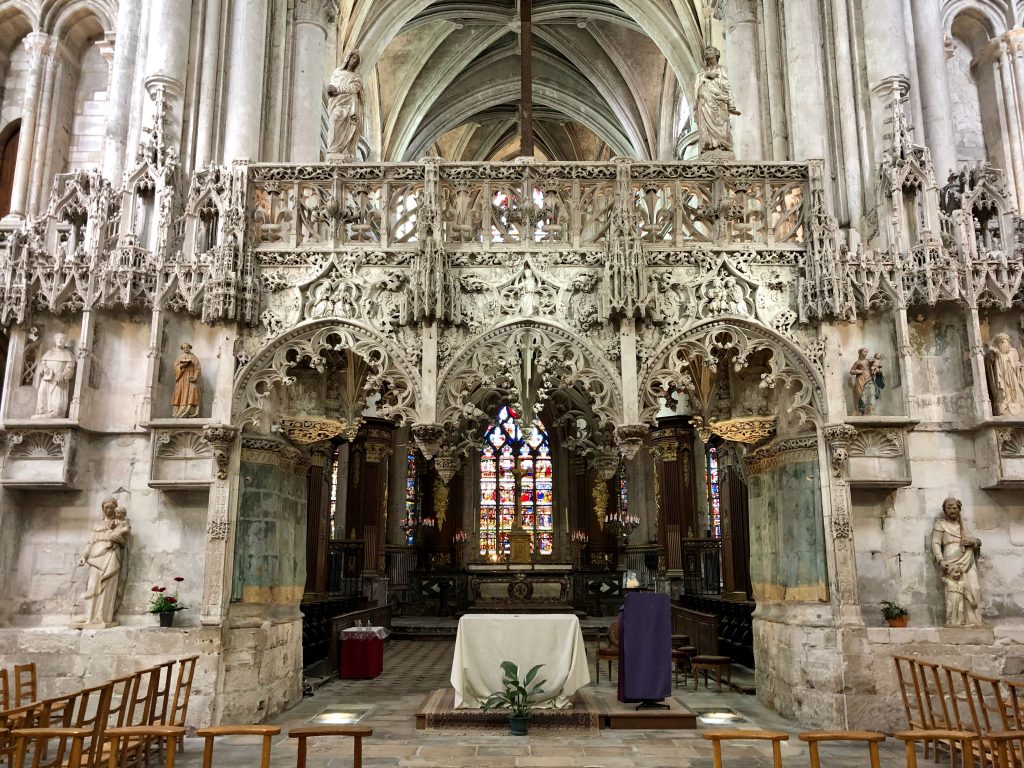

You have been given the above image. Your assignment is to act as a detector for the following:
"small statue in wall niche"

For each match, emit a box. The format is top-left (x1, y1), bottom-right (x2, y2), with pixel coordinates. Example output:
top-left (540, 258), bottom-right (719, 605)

top-left (326, 50), bottom-right (363, 159)
top-left (693, 45), bottom-right (740, 155)
top-left (72, 498), bottom-right (132, 629)
top-left (171, 343), bottom-right (202, 418)
top-left (931, 497), bottom-right (983, 627)
top-left (849, 347), bottom-right (886, 415)
top-left (986, 332), bottom-right (1024, 417)
top-left (32, 333), bottom-right (76, 419)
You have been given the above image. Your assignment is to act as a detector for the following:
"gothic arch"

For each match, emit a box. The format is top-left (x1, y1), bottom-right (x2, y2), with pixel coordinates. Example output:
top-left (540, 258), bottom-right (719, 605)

top-left (42, 0), bottom-right (115, 39)
top-left (639, 319), bottom-right (826, 425)
top-left (436, 319), bottom-right (624, 430)
top-left (232, 318), bottom-right (422, 429)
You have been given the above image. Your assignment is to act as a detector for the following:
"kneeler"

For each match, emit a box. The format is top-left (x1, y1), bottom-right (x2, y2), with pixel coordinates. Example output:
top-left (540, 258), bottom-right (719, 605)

top-left (617, 591), bottom-right (672, 708)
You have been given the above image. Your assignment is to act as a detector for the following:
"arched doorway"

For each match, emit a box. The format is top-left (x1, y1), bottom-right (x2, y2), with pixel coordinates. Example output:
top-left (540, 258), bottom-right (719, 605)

top-left (0, 122), bottom-right (20, 218)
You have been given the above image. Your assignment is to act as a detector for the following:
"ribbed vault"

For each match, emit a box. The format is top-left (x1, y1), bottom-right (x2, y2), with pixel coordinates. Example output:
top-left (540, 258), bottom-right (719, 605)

top-left (337, 0), bottom-right (708, 161)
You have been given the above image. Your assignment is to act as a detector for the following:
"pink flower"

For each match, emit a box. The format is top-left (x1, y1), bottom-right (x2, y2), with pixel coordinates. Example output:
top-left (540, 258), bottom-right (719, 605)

top-left (151, 586), bottom-right (160, 592)
top-left (166, 597), bottom-right (177, 604)
top-left (157, 587), bottom-right (167, 593)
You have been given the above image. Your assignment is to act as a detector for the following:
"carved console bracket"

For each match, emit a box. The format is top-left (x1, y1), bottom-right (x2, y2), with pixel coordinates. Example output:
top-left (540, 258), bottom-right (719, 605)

top-left (976, 423), bottom-right (1024, 488)
top-left (150, 428), bottom-right (216, 489)
top-left (0, 427), bottom-right (78, 488)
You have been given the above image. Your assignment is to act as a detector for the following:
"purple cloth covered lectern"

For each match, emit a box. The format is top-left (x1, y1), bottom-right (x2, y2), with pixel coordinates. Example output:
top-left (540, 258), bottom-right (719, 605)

top-left (617, 591), bottom-right (671, 703)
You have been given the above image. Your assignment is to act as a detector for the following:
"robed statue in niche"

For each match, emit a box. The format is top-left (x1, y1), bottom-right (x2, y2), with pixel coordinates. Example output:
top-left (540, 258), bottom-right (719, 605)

top-left (327, 50), bottom-right (363, 159)
top-left (33, 333), bottom-right (76, 419)
top-left (931, 497), bottom-right (983, 627)
top-left (986, 332), bottom-right (1024, 416)
top-left (172, 343), bottom-right (202, 418)
top-left (850, 347), bottom-right (885, 415)
top-left (72, 497), bottom-right (132, 628)
top-left (693, 45), bottom-right (740, 154)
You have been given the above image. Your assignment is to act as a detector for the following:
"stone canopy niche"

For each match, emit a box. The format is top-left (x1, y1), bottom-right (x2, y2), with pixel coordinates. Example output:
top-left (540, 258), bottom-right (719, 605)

top-left (274, 348), bottom-right (376, 445)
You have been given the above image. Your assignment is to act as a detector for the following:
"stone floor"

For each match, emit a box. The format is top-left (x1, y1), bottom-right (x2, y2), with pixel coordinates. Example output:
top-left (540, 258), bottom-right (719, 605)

top-left (176, 640), bottom-right (911, 768)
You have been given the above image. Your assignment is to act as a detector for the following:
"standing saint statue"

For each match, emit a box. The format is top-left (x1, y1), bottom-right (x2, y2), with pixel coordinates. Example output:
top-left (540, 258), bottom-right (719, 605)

top-left (327, 50), bottom-right (363, 159)
top-left (33, 333), bottom-right (76, 418)
top-left (73, 497), bottom-right (131, 628)
top-left (986, 332), bottom-right (1024, 416)
top-left (693, 45), bottom-right (740, 155)
top-left (850, 347), bottom-right (885, 415)
top-left (171, 343), bottom-right (202, 418)
top-left (931, 497), bottom-right (983, 626)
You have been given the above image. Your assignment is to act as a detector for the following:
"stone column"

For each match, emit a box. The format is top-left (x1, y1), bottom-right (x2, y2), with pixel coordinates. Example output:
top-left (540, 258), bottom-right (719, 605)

top-left (194, 0), bottom-right (224, 166)
top-left (142, 0), bottom-right (192, 148)
top-left (862, 0), bottom-right (913, 164)
top-left (289, 0), bottom-right (337, 162)
top-left (651, 419), bottom-right (696, 572)
top-left (102, 0), bottom-right (143, 181)
top-left (344, 423), bottom-right (393, 575)
top-left (910, 0), bottom-right (957, 180)
top-left (718, 444), bottom-right (751, 600)
top-left (822, 424), bottom-right (863, 627)
top-left (222, 0), bottom-right (270, 162)
top-left (993, 38), bottom-right (1024, 208)
top-left (199, 425), bottom-right (239, 623)
top-left (722, 0), bottom-right (764, 160)
top-left (3, 33), bottom-right (54, 221)
top-left (781, 0), bottom-right (828, 160)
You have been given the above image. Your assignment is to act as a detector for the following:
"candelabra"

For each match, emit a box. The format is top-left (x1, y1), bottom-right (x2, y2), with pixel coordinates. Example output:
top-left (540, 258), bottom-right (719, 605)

top-left (605, 512), bottom-right (639, 544)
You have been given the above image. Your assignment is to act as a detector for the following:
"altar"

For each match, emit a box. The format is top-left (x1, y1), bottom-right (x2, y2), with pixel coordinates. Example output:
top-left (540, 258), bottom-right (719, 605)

top-left (466, 563), bottom-right (575, 612)
top-left (451, 614), bottom-right (591, 708)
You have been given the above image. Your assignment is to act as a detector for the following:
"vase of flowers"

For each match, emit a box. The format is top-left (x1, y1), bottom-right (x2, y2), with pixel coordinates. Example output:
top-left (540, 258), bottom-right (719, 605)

top-left (881, 600), bottom-right (909, 628)
top-left (482, 661), bottom-right (546, 736)
top-left (149, 576), bottom-right (187, 627)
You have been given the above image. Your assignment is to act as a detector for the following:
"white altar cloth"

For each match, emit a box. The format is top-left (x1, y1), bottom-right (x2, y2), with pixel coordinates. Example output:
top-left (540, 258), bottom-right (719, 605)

top-left (450, 614), bottom-right (591, 709)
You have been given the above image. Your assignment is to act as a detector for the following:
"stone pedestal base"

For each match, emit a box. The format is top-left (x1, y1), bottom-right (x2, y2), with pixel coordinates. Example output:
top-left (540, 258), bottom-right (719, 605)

top-left (508, 527), bottom-right (532, 564)
top-left (70, 620), bottom-right (119, 629)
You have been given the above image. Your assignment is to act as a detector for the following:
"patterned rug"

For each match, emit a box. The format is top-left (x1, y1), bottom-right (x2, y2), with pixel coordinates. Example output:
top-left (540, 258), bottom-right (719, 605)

top-left (416, 687), bottom-right (601, 732)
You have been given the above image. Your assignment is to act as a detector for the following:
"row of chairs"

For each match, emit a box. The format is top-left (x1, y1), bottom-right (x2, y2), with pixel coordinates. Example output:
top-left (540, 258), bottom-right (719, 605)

top-left (0, 664), bottom-right (37, 711)
top-left (0, 656), bottom-right (198, 768)
top-left (2, 724), bottom-right (373, 768)
top-left (704, 728), bottom-right (1024, 768)
top-left (894, 655), bottom-right (1024, 767)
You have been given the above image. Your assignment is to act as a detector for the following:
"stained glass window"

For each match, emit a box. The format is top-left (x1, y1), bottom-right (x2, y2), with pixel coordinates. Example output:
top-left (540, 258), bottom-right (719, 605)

top-left (329, 448), bottom-right (339, 540)
top-left (405, 451), bottom-right (418, 545)
top-left (706, 445), bottom-right (721, 539)
top-left (617, 467), bottom-right (629, 517)
top-left (480, 406), bottom-right (554, 557)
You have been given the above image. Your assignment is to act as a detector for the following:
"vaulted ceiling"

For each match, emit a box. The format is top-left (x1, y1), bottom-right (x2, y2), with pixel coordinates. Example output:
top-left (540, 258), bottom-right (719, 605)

top-left (336, 0), bottom-right (709, 161)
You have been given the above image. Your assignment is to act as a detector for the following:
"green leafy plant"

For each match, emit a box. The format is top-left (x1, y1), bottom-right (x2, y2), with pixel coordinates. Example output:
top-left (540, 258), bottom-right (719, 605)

top-left (880, 600), bottom-right (908, 620)
top-left (148, 576), bottom-right (187, 614)
top-left (481, 661), bottom-right (546, 719)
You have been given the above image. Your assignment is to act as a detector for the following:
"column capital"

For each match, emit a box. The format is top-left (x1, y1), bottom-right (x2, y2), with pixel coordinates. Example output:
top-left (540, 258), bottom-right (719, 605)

top-left (22, 32), bottom-right (57, 64)
top-left (295, 0), bottom-right (338, 28)
top-left (720, 0), bottom-right (756, 25)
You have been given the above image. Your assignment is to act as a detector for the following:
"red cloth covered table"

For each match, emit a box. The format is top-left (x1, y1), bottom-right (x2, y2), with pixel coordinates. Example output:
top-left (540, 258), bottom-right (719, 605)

top-left (339, 628), bottom-right (385, 679)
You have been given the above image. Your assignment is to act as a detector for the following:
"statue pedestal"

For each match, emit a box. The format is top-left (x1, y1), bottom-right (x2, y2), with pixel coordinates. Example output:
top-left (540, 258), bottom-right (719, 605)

top-left (70, 619), bottom-right (119, 629)
top-left (508, 526), bottom-right (532, 564)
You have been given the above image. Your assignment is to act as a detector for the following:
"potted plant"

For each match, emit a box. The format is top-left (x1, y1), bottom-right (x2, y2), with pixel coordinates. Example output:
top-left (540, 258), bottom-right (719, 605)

top-left (881, 600), bottom-right (909, 627)
top-left (149, 576), bottom-right (187, 627)
top-left (481, 661), bottom-right (546, 736)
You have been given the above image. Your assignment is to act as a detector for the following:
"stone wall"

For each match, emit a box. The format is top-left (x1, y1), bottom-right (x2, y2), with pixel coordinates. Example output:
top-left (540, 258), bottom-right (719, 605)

top-left (0, 625), bottom-right (222, 728)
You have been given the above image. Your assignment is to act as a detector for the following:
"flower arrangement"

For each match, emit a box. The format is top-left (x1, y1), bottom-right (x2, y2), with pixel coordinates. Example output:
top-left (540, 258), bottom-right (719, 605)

top-left (148, 576), bottom-right (188, 614)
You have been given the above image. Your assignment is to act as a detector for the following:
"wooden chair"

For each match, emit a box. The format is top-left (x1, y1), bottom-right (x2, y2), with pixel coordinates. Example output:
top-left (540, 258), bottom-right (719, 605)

top-left (703, 729), bottom-right (789, 768)
top-left (918, 661), bottom-right (961, 765)
top-left (968, 673), bottom-right (1013, 768)
top-left (1001, 681), bottom-right (1024, 768)
top-left (594, 618), bottom-right (619, 684)
top-left (1, 668), bottom-right (9, 711)
top-left (196, 725), bottom-right (280, 768)
top-left (799, 730), bottom-right (886, 768)
top-left (289, 725), bottom-right (373, 768)
top-left (105, 676), bottom-right (134, 729)
top-left (38, 691), bottom-right (81, 729)
top-left (896, 730), bottom-right (977, 768)
top-left (167, 657), bottom-right (198, 749)
top-left (673, 645), bottom-right (697, 687)
top-left (10, 727), bottom-right (91, 768)
top-left (73, 681), bottom-right (114, 768)
top-left (986, 731), bottom-right (1024, 768)
top-left (895, 657), bottom-right (930, 755)
top-left (150, 662), bottom-right (176, 728)
top-left (692, 655), bottom-right (732, 692)
top-left (117, 669), bottom-right (159, 767)
top-left (13, 665), bottom-right (36, 708)
top-left (103, 726), bottom-right (184, 768)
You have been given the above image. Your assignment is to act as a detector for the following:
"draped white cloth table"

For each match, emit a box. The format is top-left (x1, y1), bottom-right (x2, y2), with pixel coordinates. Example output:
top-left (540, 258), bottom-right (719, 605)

top-left (450, 614), bottom-right (591, 709)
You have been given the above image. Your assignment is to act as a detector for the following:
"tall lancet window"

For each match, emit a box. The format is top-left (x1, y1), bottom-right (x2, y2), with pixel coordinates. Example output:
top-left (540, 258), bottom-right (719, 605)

top-left (479, 406), bottom-right (554, 557)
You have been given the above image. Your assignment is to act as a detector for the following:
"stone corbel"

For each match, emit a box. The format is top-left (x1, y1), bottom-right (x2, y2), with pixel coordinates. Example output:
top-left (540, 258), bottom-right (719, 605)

top-left (294, 0), bottom-right (339, 27)
top-left (614, 423), bottom-right (649, 460)
top-left (433, 452), bottom-right (460, 485)
top-left (823, 424), bottom-right (857, 479)
top-left (201, 425), bottom-right (238, 481)
top-left (412, 423), bottom-right (444, 460)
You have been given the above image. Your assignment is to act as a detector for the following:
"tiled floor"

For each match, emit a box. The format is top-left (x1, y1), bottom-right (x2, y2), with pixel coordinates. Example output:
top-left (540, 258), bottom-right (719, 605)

top-left (176, 640), bottom-right (909, 767)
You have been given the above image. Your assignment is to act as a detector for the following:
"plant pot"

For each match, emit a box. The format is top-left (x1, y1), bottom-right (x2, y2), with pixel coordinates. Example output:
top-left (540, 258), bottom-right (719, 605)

top-left (508, 716), bottom-right (529, 736)
top-left (886, 615), bottom-right (909, 628)
top-left (158, 612), bottom-right (176, 628)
